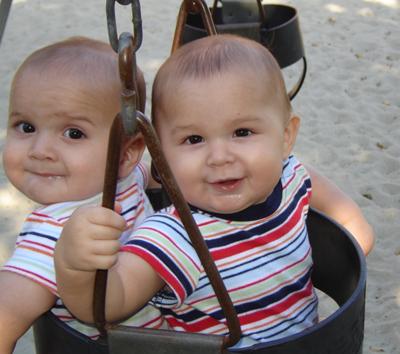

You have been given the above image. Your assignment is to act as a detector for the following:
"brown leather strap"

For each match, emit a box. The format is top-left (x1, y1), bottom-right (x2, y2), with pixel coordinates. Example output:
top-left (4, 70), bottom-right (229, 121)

top-left (137, 112), bottom-right (241, 347)
top-left (93, 116), bottom-right (124, 337)
top-left (95, 0), bottom-right (241, 347)
top-left (95, 111), bottom-right (242, 347)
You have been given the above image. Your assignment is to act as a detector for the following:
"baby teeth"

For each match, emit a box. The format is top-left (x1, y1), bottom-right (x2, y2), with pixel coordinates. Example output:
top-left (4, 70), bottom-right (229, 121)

top-left (47, 176), bottom-right (62, 180)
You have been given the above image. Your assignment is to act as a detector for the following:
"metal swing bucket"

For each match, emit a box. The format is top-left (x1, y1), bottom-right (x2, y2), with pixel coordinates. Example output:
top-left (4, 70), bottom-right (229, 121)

top-left (181, 1), bottom-right (307, 100)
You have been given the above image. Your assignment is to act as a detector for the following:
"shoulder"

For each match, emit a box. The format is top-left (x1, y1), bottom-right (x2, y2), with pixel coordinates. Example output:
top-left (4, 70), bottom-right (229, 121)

top-left (34, 198), bottom-right (100, 224)
top-left (134, 207), bottom-right (186, 235)
top-left (116, 164), bottom-right (149, 205)
top-left (24, 206), bottom-right (65, 229)
top-left (15, 205), bottom-right (70, 245)
top-left (280, 155), bottom-right (311, 205)
top-left (121, 162), bottom-right (149, 189)
top-left (137, 206), bottom-right (209, 229)
top-left (282, 155), bottom-right (308, 178)
top-left (281, 155), bottom-right (310, 187)
top-left (126, 207), bottom-right (205, 249)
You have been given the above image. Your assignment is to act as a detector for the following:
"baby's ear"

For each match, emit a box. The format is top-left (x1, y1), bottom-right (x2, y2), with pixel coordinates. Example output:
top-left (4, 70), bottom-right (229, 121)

top-left (283, 115), bottom-right (300, 159)
top-left (118, 133), bottom-right (145, 179)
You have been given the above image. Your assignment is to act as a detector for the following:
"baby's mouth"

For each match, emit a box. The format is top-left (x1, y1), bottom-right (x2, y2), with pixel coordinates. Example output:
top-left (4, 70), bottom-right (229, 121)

top-left (32, 172), bottom-right (63, 180)
top-left (45, 175), bottom-right (63, 180)
top-left (211, 178), bottom-right (242, 191)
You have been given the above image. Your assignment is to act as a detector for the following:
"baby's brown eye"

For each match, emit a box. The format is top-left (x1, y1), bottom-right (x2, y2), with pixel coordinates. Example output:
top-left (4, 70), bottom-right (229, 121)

top-left (186, 135), bottom-right (203, 144)
top-left (64, 128), bottom-right (85, 139)
top-left (17, 122), bottom-right (35, 133)
top-left (234, 128), bottom-right (252, 137)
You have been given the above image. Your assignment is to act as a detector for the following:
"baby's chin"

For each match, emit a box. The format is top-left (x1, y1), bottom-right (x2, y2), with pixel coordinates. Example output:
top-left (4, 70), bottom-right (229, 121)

top-left (21, 183), bottom-right (103, 206)
top-left (23, 191), bottom-right (84, 206)
top-left (24, 194), bottom-right (64, 206)
top-left (192, 200), bottom-right (255, 215)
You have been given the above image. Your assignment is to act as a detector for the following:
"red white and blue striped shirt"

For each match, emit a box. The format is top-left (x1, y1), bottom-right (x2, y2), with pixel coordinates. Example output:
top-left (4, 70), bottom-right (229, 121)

top-left (122, 156), bottom-right (318, 347)
top-left (2, 163), bottom-right (165, 338)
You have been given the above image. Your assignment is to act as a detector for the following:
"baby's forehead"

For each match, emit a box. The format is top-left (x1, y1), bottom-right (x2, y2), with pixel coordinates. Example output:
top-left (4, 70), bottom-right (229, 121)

top-left (10, 69), bottom-right (120, 121)
top-left (13, 64), bottom-right (120, 99)
top-left (161, 66), bottom-right (282, 104)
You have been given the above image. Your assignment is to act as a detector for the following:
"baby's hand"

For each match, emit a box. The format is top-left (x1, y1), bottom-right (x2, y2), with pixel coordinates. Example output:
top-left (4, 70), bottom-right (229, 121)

top-left (55, 205), bottom-right (126, 272)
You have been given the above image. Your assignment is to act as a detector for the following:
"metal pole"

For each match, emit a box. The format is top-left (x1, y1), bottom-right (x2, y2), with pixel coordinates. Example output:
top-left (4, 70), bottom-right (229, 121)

top-left (0, 0), bottom-right (12, 45)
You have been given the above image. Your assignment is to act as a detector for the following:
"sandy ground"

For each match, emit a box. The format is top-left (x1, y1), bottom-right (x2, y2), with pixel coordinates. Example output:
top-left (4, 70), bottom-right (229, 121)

top-left (0, 0), bottom-right (399, 353)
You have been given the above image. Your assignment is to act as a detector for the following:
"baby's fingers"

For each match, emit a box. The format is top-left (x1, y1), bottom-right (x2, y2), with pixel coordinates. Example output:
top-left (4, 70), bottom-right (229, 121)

top-left (89, 223), bottom-right (123, 241)
top-left (91, 239), bottom-right (121, 256)
top-left (90, 254), bottom-right (119, 270)
top-left (90, 239), bottom-right (120, 269)
top-left (87, 206), bottom-right (127, 232)
top-left (65, 239), bottom-right (120, 271)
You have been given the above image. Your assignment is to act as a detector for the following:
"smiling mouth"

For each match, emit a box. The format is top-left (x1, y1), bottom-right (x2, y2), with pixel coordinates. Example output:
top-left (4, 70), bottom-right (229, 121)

top-left (32, 172), bottom-right (63, 180)
top-left (45, 175), bottom-right (63, 180)
top-left (210, 179), bottom-right (242, 191)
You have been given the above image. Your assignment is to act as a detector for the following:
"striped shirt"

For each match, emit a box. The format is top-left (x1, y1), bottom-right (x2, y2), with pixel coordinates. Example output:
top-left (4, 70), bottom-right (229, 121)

top-left (122, 156), bottom-right (318, 348)
top-left (2, 163), bottom-right (165, 338)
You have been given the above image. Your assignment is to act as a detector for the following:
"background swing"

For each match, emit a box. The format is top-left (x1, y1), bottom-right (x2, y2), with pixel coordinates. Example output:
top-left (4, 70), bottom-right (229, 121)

top-left (180, 0), bottom-right (307, 100)
top-left (0, 1), bottom-right (367, 353)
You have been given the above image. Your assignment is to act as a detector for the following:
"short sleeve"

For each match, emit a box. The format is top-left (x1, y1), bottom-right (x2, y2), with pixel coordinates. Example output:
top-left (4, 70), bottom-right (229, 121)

top-left (281, 155), bottom-right (312, 211)
top-left (2, 211), bottom-right (63, 295)
top-left (121, 212), bottom-right (202, 308)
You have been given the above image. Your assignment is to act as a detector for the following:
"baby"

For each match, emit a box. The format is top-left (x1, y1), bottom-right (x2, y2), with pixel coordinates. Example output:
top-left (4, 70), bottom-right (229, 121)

top-left (55, 34), bottom-right (374, 348)
top-left (0, 36), bottom-right (163, 353)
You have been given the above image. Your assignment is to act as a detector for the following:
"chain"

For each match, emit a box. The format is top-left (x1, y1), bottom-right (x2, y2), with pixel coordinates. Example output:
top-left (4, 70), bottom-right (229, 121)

top-left (106, 0), bottom-right (142, 53)
top-left (93, 0), bottom-right (144, 336)
top-left (106, 0), bottom-right (143, 135)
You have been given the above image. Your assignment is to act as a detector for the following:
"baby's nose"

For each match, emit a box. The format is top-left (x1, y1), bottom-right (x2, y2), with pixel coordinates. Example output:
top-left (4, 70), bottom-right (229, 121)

top-left (207, 140), bottom-right (234, 166)
top-left (28, 134), bottom-right (57, 160)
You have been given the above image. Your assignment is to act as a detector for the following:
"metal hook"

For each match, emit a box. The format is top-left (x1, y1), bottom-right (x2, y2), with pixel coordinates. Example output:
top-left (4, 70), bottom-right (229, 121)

top-left (118, 33), bottom-right (138, 135)
top-left (106, 0), bottom-right (143, 53)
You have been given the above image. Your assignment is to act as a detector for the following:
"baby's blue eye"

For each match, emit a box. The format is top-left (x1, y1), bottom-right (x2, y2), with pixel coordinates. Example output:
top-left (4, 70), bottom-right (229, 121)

top-left (64, 128), bottom-right (85, 139)
top-left (17, 122), bottom-right (35, 134)
top-left (234, 128), bottom-right (252, 137)
top-left (185, 135), bottom-right (203, 145)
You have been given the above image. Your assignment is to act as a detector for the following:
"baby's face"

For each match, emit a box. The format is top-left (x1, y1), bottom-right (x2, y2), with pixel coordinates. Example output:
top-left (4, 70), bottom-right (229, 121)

top-left (155, 70), bottom-right (294, 214)
top-left (3, 70), bottom-right (119, 205)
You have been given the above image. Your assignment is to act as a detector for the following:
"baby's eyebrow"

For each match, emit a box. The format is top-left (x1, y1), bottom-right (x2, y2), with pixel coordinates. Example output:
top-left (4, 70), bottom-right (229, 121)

top-left (53, 112), bottom-right (95, 126)
top-left (230, 116), bottom-right (263, 124)
top-left (8, 111), bottom-right (24, 119)
top-left (170, 123), bottom-right (199, 135)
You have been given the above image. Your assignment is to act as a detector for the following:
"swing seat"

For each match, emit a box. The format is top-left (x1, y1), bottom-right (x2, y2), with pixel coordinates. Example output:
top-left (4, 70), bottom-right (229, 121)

top-left (33, 199), bottom-right (366, 354)
top-left (182, 2), bottom-right (306, 100)
top-left (229, 210), bottom-right (366, 354)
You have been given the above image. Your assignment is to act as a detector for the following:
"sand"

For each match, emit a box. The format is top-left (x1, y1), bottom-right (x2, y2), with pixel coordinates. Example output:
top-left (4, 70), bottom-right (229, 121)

top-left (0, 0), bottom-right (398, 353)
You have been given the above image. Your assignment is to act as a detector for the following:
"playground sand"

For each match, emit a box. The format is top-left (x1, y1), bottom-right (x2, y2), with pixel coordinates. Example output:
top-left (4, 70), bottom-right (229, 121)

top-left (0, 0), bottom-right (398, 353)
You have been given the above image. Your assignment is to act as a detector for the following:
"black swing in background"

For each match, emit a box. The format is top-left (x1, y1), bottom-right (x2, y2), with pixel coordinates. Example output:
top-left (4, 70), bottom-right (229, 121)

top-left (179, 0), bottom-right (307, 100)
top-left (0, 1), bottom-right (366, 353)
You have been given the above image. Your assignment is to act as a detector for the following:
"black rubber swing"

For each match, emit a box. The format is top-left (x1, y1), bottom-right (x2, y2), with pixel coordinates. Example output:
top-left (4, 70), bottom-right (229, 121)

top-left (181, 0), bottom-right (307, 100)
top-left (26, 1), bottom-right (365, 353)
